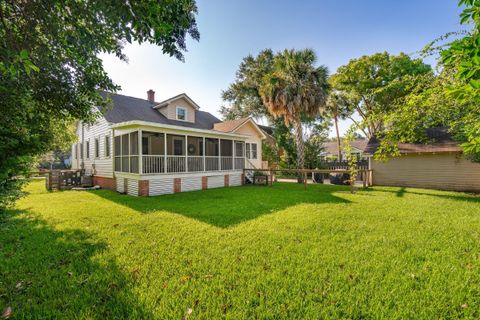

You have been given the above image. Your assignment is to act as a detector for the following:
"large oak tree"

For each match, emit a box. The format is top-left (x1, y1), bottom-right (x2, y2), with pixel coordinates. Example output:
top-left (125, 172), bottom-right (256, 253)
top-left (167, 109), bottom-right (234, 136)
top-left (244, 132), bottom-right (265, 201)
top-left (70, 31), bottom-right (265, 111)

top-left (0, 0), bottom-right (199, 208)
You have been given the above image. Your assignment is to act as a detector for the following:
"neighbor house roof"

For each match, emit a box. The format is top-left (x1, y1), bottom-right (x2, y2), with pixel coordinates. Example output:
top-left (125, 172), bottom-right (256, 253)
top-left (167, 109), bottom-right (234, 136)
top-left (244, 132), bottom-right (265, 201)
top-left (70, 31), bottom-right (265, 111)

top-left (323, 139), bottom-right (368, 155)
top-left (213, 117), bottom-right (250, 132)
top-left (213, 117), bottom-right (267, 139)
top-left (364, 127), bottom-right (462, 155)
top-left (100, 92), bottom-right (221, 130)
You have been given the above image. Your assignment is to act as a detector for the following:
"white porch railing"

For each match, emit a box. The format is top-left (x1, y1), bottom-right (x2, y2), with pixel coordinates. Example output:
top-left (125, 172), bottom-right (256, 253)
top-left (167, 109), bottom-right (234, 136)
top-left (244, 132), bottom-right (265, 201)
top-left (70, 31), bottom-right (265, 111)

top-left (167, 156), bottom-right (186, 173)
top-left (234, 157), bottom-right (245, 170)
top-left (143, 155), bottom-right (165, 174)
top-left (141, 155), bottom-right (244, 174)
top-left (205, 156), bottom-right (219, 171)
top-left (221, 157), bottom-right (233, 170)
top-left (187, 156), bottom-right (203, 172)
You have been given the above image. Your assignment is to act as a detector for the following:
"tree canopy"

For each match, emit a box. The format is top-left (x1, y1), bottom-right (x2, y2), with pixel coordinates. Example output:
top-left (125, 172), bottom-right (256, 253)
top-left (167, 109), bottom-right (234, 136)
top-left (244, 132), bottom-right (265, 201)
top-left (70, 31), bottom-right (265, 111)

top-left (330, 52), bottom-right (432, 138)
top-left (0, 0), bottom-right (199, 208)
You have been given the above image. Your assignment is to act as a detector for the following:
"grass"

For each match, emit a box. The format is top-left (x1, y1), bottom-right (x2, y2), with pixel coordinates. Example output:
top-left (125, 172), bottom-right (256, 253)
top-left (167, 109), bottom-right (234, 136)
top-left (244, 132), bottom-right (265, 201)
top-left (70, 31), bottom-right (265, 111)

top-left (1, 179), bottom-right (480, 319)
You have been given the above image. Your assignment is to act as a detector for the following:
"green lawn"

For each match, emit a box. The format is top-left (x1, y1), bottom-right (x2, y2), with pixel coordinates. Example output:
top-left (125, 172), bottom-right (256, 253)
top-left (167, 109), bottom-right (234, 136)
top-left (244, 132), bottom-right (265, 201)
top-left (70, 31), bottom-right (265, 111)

top-left (1, 180), bottom-right (480, 319)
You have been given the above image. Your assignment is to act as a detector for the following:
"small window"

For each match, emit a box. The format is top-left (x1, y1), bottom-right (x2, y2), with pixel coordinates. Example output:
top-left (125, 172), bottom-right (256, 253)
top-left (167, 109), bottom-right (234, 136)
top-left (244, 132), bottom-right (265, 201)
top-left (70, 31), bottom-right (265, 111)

top-left (251, 143), bottom-right (257, 159)
top-left (86, 140), bottom-right (90, 159)
top-left (176, 107), bottom-right (187, 121)
top-left (95, 138), bottom-right (99, 158)
top-left (105, 135), bottom-right (110, 157)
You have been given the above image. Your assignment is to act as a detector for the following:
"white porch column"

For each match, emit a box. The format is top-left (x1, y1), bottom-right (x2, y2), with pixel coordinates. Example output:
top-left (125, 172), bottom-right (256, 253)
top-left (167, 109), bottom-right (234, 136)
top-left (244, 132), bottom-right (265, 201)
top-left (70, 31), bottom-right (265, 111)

top-left (185, 134), bottom-right (188, 172)
top-left (203, 137), bottom-right (206, 171)
top-left (138, 129), bottom-right (142, 174)
top-left (218, 138), bottom-right (221, 171)
top-left (164, 133), bottom-right (167, 173)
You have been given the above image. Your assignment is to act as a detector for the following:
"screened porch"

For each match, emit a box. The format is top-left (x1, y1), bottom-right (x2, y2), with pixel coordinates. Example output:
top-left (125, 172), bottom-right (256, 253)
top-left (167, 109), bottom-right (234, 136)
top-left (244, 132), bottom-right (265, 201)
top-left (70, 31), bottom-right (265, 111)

top-left (114, 130), bottom-right (246, 174)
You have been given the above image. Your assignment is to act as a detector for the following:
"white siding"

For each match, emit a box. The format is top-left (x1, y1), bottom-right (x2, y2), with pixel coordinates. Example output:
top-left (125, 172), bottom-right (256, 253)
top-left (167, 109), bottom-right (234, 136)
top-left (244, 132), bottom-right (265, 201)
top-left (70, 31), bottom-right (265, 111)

top-left (207, 175), bottom-right (224, 189)
top-left (181, 176), bottom-right (202, 192)
top-left (372, 153), bottom-right (480, 192)
top-left (150, 178), bottom-right (174, 196)
top-left (229, 174), bottom-right (242, 186)
top-left (116, 177), bottom-right (125, 193)
top-left (127, 179), bottom-right (138, 196)
top-left (71, 115), bottom-right (113, 178)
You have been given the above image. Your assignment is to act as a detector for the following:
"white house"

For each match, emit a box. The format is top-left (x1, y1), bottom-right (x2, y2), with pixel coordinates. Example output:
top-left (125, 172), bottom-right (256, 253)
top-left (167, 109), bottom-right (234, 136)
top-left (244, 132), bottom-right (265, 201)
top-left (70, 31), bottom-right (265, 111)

top-left (71, 90), bottom-right (266, 196)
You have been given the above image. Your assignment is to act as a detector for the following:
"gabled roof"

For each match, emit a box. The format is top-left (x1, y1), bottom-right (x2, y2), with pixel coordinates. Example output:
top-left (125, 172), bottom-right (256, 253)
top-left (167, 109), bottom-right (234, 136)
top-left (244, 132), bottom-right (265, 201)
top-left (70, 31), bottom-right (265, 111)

top-left (213, 117), bottom-right (266, 139)
top-left (100, 92), bottom-right (221, 130)
top-left (364, 127), bottom-right (462, 155)
top-left (213, 117), bottom-right (250, 132)
top-left (153, 93), bottom-right (200, 110)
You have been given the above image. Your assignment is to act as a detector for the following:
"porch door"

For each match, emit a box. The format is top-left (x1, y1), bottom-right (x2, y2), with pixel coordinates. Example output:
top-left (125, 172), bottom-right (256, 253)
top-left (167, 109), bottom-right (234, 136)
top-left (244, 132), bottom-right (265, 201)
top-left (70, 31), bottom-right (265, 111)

top-left (173, 139), bottom-right (184, 156)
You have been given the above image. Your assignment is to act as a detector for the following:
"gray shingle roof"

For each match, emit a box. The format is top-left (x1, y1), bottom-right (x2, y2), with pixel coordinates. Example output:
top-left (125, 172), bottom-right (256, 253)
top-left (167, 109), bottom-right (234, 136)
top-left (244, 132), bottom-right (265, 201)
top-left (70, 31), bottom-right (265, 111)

top-left (364, 127), bottom-right (462, 155)
top-left (100, 92), bottom-right (221, 130)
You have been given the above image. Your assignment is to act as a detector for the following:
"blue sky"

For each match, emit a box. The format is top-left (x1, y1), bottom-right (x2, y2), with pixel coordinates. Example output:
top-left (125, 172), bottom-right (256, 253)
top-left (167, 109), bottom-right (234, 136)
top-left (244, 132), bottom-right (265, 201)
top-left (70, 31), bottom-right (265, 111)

top-left (100, 0), bottom-right (463, 137)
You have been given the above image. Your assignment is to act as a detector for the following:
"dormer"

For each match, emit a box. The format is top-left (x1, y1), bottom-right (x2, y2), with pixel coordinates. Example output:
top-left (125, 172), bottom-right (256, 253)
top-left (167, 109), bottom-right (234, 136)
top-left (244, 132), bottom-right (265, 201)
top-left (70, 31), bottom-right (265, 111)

top-left (152, 93), bottom-right (200, 123)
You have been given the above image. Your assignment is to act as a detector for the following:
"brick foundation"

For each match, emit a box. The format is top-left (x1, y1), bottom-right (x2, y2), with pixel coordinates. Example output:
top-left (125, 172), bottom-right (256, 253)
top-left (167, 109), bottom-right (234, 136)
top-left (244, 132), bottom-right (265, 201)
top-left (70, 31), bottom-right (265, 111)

top-left (173, 178), bottom-right (181, 193)
top-left (92, 176), bottom-right (116, 191)
top-left (241, 173), bottom-right (245, 185)
top-left (138, 180), bottom-right (149, 196)
top-left (202, 176), bottom-right (208, 190)
top-left (224, 174), bottom-right (229, 187)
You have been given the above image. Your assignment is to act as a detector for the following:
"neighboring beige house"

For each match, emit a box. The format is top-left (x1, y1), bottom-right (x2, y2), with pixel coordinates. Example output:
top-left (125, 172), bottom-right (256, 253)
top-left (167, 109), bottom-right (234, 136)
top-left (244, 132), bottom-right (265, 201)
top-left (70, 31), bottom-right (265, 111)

top-left (71, 90), bottom-right (266, 196)
top-left (364, 127), bottom-right (480, 192)
top-left (321, 139), bottom-right (368, 161)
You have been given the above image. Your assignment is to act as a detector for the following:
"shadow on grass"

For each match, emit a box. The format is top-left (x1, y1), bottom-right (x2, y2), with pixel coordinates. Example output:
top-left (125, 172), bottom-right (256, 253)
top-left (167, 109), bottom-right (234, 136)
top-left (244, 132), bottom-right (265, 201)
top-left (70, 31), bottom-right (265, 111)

top-left (0, 209), bottom-right (152, 319)
top-left (366, 186), bottom-right (480, 203)
top-left (92, 182), bottom-right (351, 228)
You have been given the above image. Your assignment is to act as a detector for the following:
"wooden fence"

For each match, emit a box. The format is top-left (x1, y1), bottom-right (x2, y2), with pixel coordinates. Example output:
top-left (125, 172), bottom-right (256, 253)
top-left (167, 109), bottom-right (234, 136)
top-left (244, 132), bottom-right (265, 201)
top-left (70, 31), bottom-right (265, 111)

top-left (33, 170), bottom-right (85, 191)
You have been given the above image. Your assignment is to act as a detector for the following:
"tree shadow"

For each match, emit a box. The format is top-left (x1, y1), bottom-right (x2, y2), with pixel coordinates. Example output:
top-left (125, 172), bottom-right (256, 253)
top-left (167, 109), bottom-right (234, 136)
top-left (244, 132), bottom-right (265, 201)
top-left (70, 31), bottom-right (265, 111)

top-left (0, 209), bottom-right (153, 319)
top-left (364, 186), bottom-right (480, 203)
top-left (91, 183), bottom-right (351, 228)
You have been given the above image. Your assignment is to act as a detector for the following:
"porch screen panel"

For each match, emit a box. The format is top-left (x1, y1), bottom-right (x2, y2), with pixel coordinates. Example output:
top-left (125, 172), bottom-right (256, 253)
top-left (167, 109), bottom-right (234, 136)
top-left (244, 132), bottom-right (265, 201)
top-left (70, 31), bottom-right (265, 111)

top-left (187, 136), bottom-right (203, 172)
top-left (235, 141), bottom-right (244, 157)
top-left (114, 136), bottom-right (121, 171)
top-left (129, 132), bottom-right (139, 173)
top-left (142, 132), bottom-right (165, 174)
top-left (167, 135), bottom-right (185, 172)
top-left (220, 139), bottom-right (233, 170)
top-left (205, 138), bottom-right (219, 171)
top-left (121, 135), bottom-right (130, 172)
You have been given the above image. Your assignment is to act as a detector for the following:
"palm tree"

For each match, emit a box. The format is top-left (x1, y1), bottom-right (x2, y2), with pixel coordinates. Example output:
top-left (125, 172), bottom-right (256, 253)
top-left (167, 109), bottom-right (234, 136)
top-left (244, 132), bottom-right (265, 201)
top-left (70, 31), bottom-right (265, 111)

top-left (325, 92), bottom-right (345, 161)
top-left (259, 49), bottom-right (329, 181)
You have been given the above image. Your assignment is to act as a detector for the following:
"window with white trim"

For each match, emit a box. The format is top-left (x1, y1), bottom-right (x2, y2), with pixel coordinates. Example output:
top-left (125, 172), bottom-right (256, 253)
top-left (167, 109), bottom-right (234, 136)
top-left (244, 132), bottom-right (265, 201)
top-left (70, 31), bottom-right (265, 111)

top-left (94, 138), bottom-right (99, 158)
top-left (251, 143), bottom-right (258, 159)
top-left (176, 107), bottom-right (187, 120)
top-left (105, 135), bottom-right (111, 158)
top-left (246, 143), bottom-right (251, 159)
top-left (86, 140), bottom-right (90, 159)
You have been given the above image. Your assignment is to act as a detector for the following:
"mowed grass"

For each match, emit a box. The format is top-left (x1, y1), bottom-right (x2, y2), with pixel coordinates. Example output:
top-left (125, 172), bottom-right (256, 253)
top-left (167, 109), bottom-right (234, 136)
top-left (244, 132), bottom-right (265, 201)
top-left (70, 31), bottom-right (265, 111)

top-left (2, 180), bottom-right (480, 319)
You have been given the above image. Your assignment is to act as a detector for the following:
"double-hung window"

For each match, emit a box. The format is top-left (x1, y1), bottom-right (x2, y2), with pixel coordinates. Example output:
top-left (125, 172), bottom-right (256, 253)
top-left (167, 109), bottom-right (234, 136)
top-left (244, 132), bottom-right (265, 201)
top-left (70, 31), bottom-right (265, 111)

top-left (176, 107), bottom-right (187, 121)
top-left (105, 135), bottom-right (111, 158)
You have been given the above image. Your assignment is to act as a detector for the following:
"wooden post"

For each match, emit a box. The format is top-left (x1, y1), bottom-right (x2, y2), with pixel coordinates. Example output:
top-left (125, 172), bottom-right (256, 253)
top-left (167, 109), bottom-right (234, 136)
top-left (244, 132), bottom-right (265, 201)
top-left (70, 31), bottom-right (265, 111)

top-left (304, 172), bottom-right (307, 190)
top-left (362, 170), bottom-right (367, 188)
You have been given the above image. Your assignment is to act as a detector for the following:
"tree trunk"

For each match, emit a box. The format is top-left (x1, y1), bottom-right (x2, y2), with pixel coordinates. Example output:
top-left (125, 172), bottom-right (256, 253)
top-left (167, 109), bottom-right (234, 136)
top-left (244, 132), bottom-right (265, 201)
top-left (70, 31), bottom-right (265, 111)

top-left (293, 119), bottom-right (305, 183)
top-left (334, 114), bottom-right (341, 161)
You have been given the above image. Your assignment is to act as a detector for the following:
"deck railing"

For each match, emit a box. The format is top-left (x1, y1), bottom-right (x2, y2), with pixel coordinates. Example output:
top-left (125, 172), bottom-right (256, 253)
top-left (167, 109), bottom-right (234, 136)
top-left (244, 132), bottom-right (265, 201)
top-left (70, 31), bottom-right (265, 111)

top-left (187, 156), bottom-right (203, 172)
top-left (205, 156), bottom-right (219, 171)
top-left (141, 155), bottom-right (244, 174)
